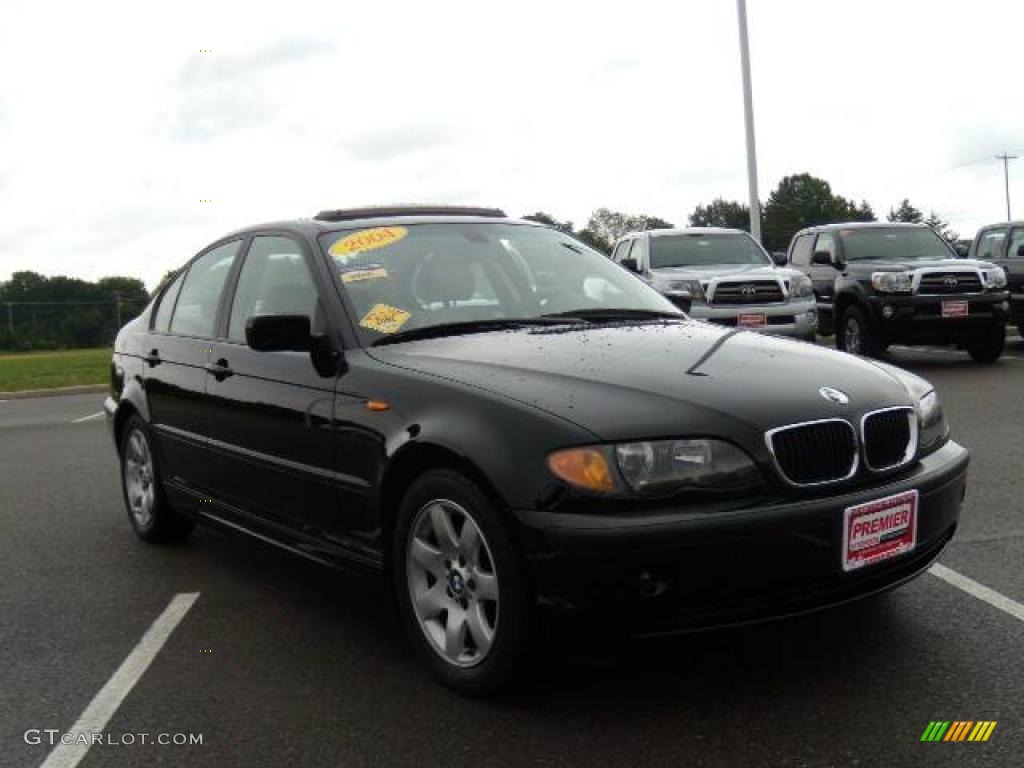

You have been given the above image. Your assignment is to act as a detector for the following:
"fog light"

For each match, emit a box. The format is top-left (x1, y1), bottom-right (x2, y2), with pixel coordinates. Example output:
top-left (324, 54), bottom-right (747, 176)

top-left (882, 305), bottom-right (895, 319)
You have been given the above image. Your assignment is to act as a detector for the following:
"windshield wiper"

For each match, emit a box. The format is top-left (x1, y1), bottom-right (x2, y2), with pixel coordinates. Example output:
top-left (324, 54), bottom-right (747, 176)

top-left (540, 308), bottom-right (687, 322)
top-left (370, 317), bottom-right (585, 346)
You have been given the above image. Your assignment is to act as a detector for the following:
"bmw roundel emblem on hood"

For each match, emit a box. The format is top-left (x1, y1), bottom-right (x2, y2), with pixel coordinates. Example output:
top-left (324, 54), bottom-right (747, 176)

top-left (819, 386), bottom-right (850, 405)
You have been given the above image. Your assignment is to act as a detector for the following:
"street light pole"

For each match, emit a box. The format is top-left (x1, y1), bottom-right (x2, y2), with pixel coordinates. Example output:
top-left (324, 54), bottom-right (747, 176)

top-left (736, 0), bottom-right (762, 243)
top-left (996, 153), bottom-right (1017, 221)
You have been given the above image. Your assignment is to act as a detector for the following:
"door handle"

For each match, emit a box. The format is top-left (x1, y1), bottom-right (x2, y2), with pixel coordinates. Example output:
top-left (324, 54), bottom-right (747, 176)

top-left (144, 349), bottom-right (161, 367)
top-left (204, 359), bottom-right (234, 381)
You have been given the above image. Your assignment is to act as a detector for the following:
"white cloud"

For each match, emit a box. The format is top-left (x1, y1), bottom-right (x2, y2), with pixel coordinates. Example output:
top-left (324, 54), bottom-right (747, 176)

top-left (0, 0), bottom-right (1021, 289)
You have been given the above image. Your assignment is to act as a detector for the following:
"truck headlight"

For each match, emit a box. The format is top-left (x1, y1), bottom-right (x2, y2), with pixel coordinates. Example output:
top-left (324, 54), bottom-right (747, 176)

top-left (871, 271), bottom-right (913, 293)
top-left (981, 267), bottom-right (1007, 290)
top-left (664, 279), bottom-right (705, 301)
top-left (789, 273), bottom-right (814, 299)
top-left (548, 439), bottom-right (762, 496)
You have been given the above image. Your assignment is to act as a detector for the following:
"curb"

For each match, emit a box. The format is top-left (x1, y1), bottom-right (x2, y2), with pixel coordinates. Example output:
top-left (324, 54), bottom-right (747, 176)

top-left (0, 384), bottom-right (108, 400)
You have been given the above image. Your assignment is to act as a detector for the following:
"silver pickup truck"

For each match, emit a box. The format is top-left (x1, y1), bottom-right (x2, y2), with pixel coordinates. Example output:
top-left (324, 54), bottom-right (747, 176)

top-left (610, 227), bottom-right (818, 340)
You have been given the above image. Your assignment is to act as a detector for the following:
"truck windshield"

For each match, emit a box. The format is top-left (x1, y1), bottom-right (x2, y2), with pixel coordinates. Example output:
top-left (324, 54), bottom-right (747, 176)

top-left (649, 233), bottom-right (771, 268)
top-left (838, 228), bottom-right (956, 261)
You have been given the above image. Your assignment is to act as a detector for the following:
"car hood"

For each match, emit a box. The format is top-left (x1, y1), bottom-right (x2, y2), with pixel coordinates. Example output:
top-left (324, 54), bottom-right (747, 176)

top-left (845, 257), bottom-right (996, 273)
top-left (368, 321), bottom-right (914, 443)
top-left (650, 264), bottom-right (792, 282)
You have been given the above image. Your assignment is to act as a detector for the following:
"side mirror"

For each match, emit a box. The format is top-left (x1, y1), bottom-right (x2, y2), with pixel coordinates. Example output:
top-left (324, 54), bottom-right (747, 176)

top-left (811, 251), bottom-right (835, 267)
top-left (953, 242), bottom-right (970, 258)
top-left (620, 257), bottom-right (640, 273)
top-left (666, 291), bottom-right (692, 314)
top-left (1017, 244), bottom-right (1024, 258)
top-left (771, 251), bottom-right (788, 266)
top-left (245, 314), bottom-right (311, 352)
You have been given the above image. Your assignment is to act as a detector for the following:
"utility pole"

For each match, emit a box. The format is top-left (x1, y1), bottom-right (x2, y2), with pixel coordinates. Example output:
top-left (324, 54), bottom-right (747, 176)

top-left (736, 0), bottom-right (762, 243)
top-left (996, 153), bottom-right (1017, 221)
top-left (114, 292), bottom-right (122, 329)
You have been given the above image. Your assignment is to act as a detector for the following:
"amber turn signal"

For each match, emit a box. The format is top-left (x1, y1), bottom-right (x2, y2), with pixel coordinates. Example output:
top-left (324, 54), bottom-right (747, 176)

top-left (547, 448), bottom-right (618, 493)
top-left (366, 400), bottom-right (390, 411)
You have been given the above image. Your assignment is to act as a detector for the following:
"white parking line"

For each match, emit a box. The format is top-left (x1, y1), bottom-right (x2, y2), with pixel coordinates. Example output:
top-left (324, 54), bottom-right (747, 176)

top-left (70, 412), bottom-right (104, 424)
top-left (39, 593), bottom-right (199, 768)
top-left (930, 564), bottom-right (1024, 623)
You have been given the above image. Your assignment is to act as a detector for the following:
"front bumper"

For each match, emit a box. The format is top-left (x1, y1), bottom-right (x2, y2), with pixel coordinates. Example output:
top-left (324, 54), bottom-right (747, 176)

top-left (512, 440), bottom-right (968, 638)
top-left (865, 292), bottom-right (1009, 341)
top-left (685, 298), bottom-right (818, 337)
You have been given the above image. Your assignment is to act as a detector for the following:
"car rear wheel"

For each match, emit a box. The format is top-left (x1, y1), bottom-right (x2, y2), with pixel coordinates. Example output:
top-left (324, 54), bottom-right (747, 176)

top-left (966, 325), bottom-right (1005, 363)
top-left (393, 469), bottom-right (533, 695)
top-left (119, 415), bottom-right (194, 543)
top-left (836, 306), bottom-right (880, 357)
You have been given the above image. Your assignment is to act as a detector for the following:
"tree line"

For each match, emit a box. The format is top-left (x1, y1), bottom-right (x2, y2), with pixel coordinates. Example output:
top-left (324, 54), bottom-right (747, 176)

top-left (527, 172), bottom-right (960, 254)
top-left (0, 272), bottom-right (149, 351)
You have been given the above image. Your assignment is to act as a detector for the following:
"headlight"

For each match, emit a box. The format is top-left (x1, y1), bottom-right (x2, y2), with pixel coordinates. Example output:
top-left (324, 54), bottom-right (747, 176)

top-left (548, 439), bottom-right (762, 496)
top-left (789, 273), bottom-right (814, 299)
top-left (982, 267), bottom-right (1007, 290)
top-left (869, 361), bottom-right (948, 456)
top-left (664, 279), bottom-right (705, 301)
top-left (871, 271), bottom-right (913, 293)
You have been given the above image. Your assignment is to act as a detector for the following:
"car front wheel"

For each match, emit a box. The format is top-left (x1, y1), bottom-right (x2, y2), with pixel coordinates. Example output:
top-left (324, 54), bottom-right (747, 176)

top-left (836, 306), bottom-right (880, 357)
top-left (119, 415), bottom-right (194, 543)
top-left (393, 469), bottom-right (533, 695)
top-left (966, 325), bottom-right (1006, 363)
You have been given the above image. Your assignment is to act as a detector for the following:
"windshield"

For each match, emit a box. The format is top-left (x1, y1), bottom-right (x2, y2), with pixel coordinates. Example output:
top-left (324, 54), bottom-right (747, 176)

top-left (649, 233), bottom-right (771, 268)
top-left (320, 223), bottom-right (680, 344)
top-left (838, 227), bottom-right (956, 261)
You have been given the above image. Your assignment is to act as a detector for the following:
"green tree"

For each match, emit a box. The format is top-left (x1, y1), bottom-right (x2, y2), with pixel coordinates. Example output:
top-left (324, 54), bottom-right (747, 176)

top-left (688, 198), bottom-right (751, 230)
top-left (887, 199), bottom-right (924, 223)
top-left (522, 211), bottom-right (574, 233)
top-left (580, 208), bottom-right (675, 253)
top-left (760, 174), bottom-right (876, 251)
top-left (924, 211), bottom-right (959, 243)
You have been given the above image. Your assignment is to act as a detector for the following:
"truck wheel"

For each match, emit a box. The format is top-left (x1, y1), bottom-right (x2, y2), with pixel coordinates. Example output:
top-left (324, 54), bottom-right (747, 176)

top-left (836, 306), bottom-right (879, 357)
top-left (393, 469), bottom-right (534, 696)
top-left (966, 325), bottom-right (1006, 363)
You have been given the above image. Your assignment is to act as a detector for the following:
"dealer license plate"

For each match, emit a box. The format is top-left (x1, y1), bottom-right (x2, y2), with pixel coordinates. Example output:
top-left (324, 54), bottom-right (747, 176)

top-left (737, 312), bottom-right (766, 329)
top-left (841, 489), bottom-right (918, 572)
top-left (942, 300), bottom-right (968, 318)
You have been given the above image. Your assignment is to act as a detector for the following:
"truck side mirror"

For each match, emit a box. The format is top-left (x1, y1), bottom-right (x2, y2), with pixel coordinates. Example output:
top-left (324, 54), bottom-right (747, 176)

top-left (811, 251), bottom-right (834, 267)
top-left (620, 257), bottom-right (640, 273)
top-left (771, 251), bottom-right (788, 266)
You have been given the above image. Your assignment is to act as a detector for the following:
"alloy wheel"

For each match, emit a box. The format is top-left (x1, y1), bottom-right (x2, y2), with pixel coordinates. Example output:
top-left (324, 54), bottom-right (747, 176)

top-left (406, 498), bottom-right (499, 668)
top-left (123, 428), bottom-right (156, 529)
top-left (844, 316), bottom-right (861, 355)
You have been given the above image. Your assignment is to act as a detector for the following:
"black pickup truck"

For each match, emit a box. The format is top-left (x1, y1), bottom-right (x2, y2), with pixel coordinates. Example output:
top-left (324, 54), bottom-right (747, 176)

top-left (786, 222), bottom-right (1010, 362)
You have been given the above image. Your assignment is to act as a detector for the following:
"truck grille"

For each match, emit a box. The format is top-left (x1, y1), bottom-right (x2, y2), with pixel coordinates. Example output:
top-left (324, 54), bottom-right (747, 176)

top-left (862, 408), bottom-right (915, 471)
top-left (767, 420), bottom-right (857, 485)
top-left (916, 271), bottom-right (982, 294)
top-left (711, 280), bottom-right (784, 305)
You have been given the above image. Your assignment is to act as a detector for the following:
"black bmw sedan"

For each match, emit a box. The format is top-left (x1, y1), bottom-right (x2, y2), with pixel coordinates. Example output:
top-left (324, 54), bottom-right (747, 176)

top-left (104, 206), bottom-right (968, 694)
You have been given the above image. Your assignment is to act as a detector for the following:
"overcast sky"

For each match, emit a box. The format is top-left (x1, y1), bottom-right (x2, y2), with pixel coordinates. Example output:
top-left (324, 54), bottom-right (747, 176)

top-left (1, 0), bottom-right (1021, 289)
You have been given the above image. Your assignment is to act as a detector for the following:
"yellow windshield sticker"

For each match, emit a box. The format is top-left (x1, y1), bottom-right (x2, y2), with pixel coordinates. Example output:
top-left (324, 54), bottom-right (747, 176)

top-left (359, 303), bottom-right (410, 334)
top-left (341, 266), bottom-right (389, 284)
top-left (330, 226), bottom-right (408, 260)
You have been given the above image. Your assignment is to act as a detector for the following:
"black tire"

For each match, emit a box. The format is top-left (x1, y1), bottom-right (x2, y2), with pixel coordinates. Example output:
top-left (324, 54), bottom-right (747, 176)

top-left (966, 325), bottom-right (1006, 363)
top-left (836, 305), bottom-right (880, 357)
top-left (118, 414), bottom-right (194, 543)
top-left (392, 468), bottom-right (534, 695)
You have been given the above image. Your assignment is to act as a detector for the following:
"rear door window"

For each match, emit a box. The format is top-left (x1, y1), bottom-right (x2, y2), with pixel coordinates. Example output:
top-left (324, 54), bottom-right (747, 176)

top-left (153, 271), bottom-right (185, 333)
top-left (169, 241), bottom-right (241, 338)
top-left (976, 228), bottom-right (1008, 260)
top-left (790, 234), bottom-right (814, 267)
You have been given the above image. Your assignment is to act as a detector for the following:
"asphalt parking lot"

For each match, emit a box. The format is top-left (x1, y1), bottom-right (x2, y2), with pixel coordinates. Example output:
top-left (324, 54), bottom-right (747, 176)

top-left (2, 339), bottom-right (1023, 768)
